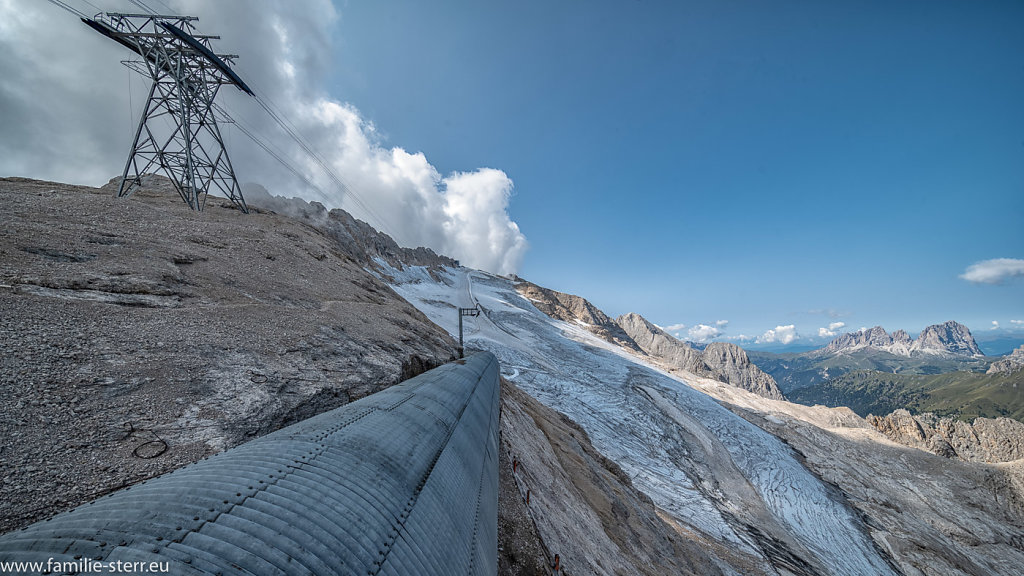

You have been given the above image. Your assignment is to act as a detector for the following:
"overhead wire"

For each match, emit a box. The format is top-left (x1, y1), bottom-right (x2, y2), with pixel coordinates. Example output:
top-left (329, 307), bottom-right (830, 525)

top-left (51, 0), bottom-right (403, 238)
top-left (213, 103), bottom-right (338, 206)
top-left (128, 0), bottom-right (157, 15)
top-left (44, 0), bottom-right (87, 18)
top-left (246, 90), bottom-right (401, 234)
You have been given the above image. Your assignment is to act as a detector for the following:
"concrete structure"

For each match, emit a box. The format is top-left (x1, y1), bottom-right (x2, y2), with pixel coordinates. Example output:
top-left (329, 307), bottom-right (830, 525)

top-left (0, 352), bottom-right (500, 575)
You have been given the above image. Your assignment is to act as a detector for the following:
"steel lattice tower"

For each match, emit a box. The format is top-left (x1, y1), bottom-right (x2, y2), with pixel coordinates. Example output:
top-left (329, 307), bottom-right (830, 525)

top-left (83, 13), bottom-right (253, 213)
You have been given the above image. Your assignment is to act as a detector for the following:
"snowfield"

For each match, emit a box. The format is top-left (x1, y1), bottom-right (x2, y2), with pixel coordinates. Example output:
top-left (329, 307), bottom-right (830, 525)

top-left (381, 263), bottom-right (896, 575)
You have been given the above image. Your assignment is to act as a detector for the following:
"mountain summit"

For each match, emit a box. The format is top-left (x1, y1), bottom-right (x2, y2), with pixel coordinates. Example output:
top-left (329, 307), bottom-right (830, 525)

top-left (823, 321), bottom-right (982, 358)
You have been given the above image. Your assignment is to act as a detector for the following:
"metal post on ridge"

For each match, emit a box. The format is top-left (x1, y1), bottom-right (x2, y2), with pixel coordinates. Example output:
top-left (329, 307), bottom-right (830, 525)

top-left (458, 306), bottom-right (481, 358)
top-left (81, 12), bottom-right (254, 212)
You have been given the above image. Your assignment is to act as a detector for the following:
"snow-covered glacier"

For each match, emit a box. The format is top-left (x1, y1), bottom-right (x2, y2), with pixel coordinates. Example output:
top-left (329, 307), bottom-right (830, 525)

top-left (382, 263), bottom-right (895, 576)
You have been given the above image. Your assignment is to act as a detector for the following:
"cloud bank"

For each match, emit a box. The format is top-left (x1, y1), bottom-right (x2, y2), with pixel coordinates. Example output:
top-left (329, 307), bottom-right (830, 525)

top-left (758, 325), bottom-right (799, 345)
top-left (0, 0), bottom-right (527, 274)
top-left (959, 258), bottom-right (1024, 285)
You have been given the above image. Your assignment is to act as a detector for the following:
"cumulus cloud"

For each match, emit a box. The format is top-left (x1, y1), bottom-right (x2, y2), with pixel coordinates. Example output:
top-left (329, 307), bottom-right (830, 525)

top-left (688, 324), bottom-right (723, 343)
top-left (818, 321), bottom-right (846, 338)
top-left (991, 321), bottom-right (1000, 330)
top-left (1012, 320), bottom-right (1024, 326)
top-left (959, 258), bottom-right (1024, 285)
top-left (758, 325), bottom-right (799, 345)
top-left (715, 320), bottom-right (729, 327)
top-left (662, 323), bottom-right (686, 338)
top-left (0, 0), bottom-right (527, 274)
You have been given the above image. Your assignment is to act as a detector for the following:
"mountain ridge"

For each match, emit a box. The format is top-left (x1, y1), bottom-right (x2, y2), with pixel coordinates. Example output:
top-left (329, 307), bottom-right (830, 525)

top-left (822, 321), bottom-right (983, 358)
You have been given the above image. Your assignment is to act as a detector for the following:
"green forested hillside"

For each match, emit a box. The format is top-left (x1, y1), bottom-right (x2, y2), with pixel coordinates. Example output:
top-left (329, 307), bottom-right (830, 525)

top-left (787, 370), bottom-right (1024, 422)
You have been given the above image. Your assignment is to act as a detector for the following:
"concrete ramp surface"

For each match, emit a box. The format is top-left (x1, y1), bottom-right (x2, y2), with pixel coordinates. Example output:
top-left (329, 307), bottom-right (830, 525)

top-left (0, 352), bottom-right (500, 576)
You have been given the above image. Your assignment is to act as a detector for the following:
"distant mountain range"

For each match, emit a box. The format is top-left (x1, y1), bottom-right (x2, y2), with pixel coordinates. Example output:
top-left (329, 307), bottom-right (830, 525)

top-left (822, 321), bottom-right (982, 358)
top-left (514, 281), bottom-right (784, 399)
top-left (751, 322), bottom-right (1024, 423)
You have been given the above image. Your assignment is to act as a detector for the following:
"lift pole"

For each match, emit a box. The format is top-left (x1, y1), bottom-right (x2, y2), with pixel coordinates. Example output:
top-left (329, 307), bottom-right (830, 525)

top-left (458, 306), bottom-right (480, 358)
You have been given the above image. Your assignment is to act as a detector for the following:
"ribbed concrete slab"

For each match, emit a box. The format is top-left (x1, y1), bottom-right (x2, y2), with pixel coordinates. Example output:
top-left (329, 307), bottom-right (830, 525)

top-left (0, 352), bottom-right (500, 576)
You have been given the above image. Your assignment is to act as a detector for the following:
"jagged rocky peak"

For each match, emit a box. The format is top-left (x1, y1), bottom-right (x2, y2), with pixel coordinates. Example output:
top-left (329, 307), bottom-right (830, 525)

top-left (616, 313), bottom-right (784, 400)
top-left (241, 182), bottom-right (456, 270)
top-left (824, 326), bottom-right (893, 354)
top-left (912, 321), bottom-right (982, 357)
top-left (615, 313), bottom-right (706, 374)
top-left (987, 345), bottom-right (1024, 374)
top-left (824, 321), bottom-right (983, 358)
top-left (702, 342), bottom-right (785, 400)
top-left (891, 329), bottom-right (912, 344)
top-left (514, 281), bottom-right (642, 353)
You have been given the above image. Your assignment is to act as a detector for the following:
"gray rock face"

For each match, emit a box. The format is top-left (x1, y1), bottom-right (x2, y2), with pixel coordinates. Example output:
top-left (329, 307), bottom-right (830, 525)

top-left (824, 321), bottom-right (983, 358)
top-left (912, 321), bottom-right (983, 357)
top-left (616, 313), bottom-right (707, 374)
top-left (1, 177), bottom-right (458, 532)
top-left (616, 313), bottom-right (784, 400)
top-left (702, 342), bottom-right (785, 400)
top-left (241, 183), bottom-right (457, 270)
top-left (987, 345), bottom-right (1024, 374)
top-left (867, 409), bottom-right (1024, 463)
top-left (514, 281), bottom-right (643, 353)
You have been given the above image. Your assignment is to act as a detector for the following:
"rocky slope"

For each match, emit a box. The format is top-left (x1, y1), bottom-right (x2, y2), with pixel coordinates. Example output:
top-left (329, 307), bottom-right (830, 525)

top-left (242, 183), bottom-right (457, 271)
top-left (617, 312), bottom-right (784, 400)
top-left (395, 266), bottom-right (1024, 576)
top-left (615, 312), bottom-right (708, 372)
top-left (824, 321), bottom-right (983, 358)
top-left (988, 345), bottom-right (1024, 374)
top-left (0, 177), bottom-right (458, 532)
top-left (511, 286), bottom-right (783, 400)
top-left (500, 378), bottom-right (737, 576)
top-left (867, 409), bottom-right (1024, 463)
top-left (514, 280), bottom-right (645, 352)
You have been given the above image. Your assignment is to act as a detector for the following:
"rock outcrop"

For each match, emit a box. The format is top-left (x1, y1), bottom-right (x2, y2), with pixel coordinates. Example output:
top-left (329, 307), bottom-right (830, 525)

top-left (616, 313), bottom-right (784, 400)
top-left (988, 345), bottom-right (1024, 374)
top-left (913, 321), bottom-right (983, 357)
top-left (500, 379), bottom-right (730, 576)
top-left (241, 182), bottom-right (457, 270)
top-left (824, 321), bottom-right (983, 358)
top-left (867, 409), bottom-right (1024, 463)
top-left (615, 312), bottom-right (707, 374)
top-left (702, 342), bottom-right (784, 400)
top-left (514, 281), bottom-right (643, 353)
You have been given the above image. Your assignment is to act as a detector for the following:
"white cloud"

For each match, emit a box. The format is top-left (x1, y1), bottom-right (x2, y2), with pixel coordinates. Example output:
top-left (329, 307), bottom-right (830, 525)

top-left (0, 0), bottom-right (528, 274)
top-left (664, 323), bottom-right (687, 337)
top-left (758, 325), bottom-right (799, 345)
top-left (688, 324), bottom-right (723, 343)
top-left (992, 321), bottom-right (1000, 330)
top-left (1012, 320), bottom-right (1024, 326)
top-left (818, 321), bottom-right (846, 338)
top-left (959, 258), bottom-right (1024, 285)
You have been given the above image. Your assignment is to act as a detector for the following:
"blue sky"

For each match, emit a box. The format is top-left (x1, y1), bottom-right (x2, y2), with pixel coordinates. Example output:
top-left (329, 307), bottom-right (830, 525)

top-left (2, 0), bottom-right (1022, 350)
top-left (324, 0), bottom-right (1024, 346)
